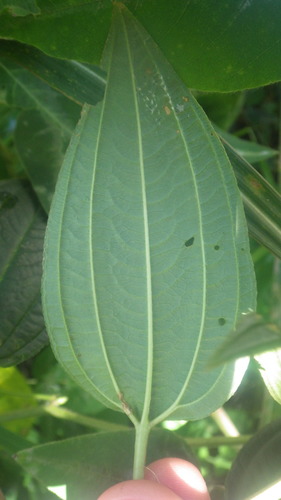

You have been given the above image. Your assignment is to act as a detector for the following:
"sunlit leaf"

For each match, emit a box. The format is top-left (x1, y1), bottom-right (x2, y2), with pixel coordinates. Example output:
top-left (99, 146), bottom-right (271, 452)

top-left (0, 179), bottom-right (48, 365)
top-left (256, 350), bottom-right (281, 405)
top-left (16, 429), bottom-right (195, 500)
top-left (208, 313), bottom-right (281, 368)
top-left (42, 5), bottom-right (256, 429)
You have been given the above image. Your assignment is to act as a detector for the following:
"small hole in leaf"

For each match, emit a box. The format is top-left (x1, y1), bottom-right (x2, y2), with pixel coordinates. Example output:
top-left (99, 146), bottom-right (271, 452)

top-left (214, 245), bottom-right (220, 250)
top-left (218, 317), bottom-right (226, 326)
top-left (185, 237), bottom-right (194, 247)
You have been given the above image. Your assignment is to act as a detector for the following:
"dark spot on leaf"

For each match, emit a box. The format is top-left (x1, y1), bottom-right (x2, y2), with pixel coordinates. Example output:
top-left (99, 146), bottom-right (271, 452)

top-left (185, 237), bottom-right (194, 247)
top-left (0, 192), bottom-right (18, 212)
top-left (241, 248), bottom-right (245, 252)
top-left (214, 245), bottom-right (220, 250)
top-left (218, 317), bottom-right (226, 326)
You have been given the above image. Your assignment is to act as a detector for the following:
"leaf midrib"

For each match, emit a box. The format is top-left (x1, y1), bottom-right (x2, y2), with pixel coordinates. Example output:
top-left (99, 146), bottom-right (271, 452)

top-left (120, 12), bottom-right (154, 426)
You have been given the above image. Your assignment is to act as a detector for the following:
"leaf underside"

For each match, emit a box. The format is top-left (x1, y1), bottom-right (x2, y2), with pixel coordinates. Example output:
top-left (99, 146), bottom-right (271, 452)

top-left (42, 6), bottom-right (256, 424)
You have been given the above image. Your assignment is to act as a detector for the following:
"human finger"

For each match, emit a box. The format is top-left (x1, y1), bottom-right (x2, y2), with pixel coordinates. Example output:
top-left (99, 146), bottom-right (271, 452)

top-left (144, 457), bottom-right (211, 500)
top-left (97, 478), bottom-right (182, 500)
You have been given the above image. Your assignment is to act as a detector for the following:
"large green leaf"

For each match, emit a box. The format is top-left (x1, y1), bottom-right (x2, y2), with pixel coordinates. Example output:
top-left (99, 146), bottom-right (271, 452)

top-left (0, 179), bottom-right (48, 365)
top-left (0, 0), bottom-right (281, 91)
top-left (42, 5), bottom-right (256, 426)
top-left (16, 429), bottom-right (195, 500)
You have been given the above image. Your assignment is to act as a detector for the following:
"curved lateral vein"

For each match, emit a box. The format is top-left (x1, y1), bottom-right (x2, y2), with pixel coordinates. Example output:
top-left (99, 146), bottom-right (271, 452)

top-left (121, 13), bottom-right (154, 425)
top-left (55, 108), bottom-right (120, 411)
top-left (88, 41), bottom-right (123, 405)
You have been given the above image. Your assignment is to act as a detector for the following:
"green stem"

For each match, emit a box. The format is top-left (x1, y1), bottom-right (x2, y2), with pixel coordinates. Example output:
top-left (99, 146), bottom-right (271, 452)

top-left (133, 421), bottom-right (151, 479)
top-left (45, 405), bottom-right (129, 432)
top-left (185, 435), bottom-right (252, 447)
top-left (0, 403), bottom-right (129, 432)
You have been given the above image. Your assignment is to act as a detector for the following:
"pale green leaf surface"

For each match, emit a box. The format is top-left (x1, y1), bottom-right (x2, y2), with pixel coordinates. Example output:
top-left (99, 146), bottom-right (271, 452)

top-left (42, 7), bottom-right (256, 423)
top-left (16, 429), bottom-right (195, 500)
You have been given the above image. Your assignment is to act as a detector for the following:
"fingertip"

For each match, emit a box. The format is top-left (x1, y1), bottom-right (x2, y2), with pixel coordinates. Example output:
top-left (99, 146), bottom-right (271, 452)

top-left (97, 478), bottom-right (182, 500)
top-left (145, 458), bottom-right (211, 500)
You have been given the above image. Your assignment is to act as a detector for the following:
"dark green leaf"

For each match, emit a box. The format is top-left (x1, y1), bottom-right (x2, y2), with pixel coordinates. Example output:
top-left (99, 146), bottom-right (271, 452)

top-left (16, 429), bottom-right (195, 500)
top-left (0, 59), bottom-right (80, 210)
top-left (0, 1), bottom-right (281, 91)
top-left (15, 110), bottom-right (73, 212)
top-left (0, 425), bottom-right (32, 454)
top-left (0, 0), bottom-right (40, 16)
top-left (42, 5), bottom-right (256, 426)
top-left (0, 179), bottom-right (48, 365)
top-left (0, 40), bottom-right (106, 105)
top-left (197, 92), bottom-right (245, 130)
top-left (223, 140), bottom-right (281, 259)
top-left (208, 312), bottom-right (281, 368)
top-left (225, 419), bottom-right (281, 500)
top-left (0, 59), bottom-right (79, 133)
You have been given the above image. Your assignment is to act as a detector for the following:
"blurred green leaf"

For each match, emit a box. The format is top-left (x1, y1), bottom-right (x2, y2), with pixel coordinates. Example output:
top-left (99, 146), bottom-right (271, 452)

top-left (0, 0), bottom-right (40, 16)
top-left (0, 1), bottom-right (281, 91)
top-left (0, 179), bottom-right (48, 366)
top-left (225, 419), bottom-right (281, 500)
top-left (0, 60), bottom-right (80, 210)
top-left (0, 367), bottom-right (37, 434)
top-left (197, 92), bottom-right (245, 130)
top-left (0, 59), bottom-right (79, 133)
top-left (0, 425), bottom-right (32, 454)
top-left (15, 110), bottom-right (72, 212)
top-left (208, 313), bottom-right (281, 368)
top-left (0, 40), bottom-right (106, 105)
top-left (223, 141), bottom-right (281, 259)
top-left (16, 429), bottom-right (195, 500)
top-left (217, 126), bottom-right (278, 164)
